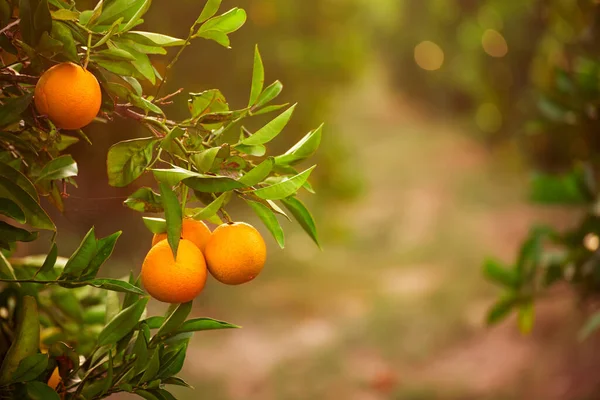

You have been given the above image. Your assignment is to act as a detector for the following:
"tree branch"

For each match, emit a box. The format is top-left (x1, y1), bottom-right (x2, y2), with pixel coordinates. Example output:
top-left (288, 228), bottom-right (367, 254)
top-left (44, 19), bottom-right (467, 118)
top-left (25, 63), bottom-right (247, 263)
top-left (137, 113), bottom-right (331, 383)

top-left (0, 72), bottom-right (38, 85)
top-left (0, 19), bottom-right (19, 36)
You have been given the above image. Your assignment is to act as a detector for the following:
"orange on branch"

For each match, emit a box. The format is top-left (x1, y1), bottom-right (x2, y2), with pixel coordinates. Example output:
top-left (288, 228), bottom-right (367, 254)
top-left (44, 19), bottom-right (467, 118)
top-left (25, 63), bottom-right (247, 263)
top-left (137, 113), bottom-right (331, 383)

top-left (34, 62), bottom-right (101, 130)
top-left (142, 239), bottom-right (207, 303)
top-left (152, 218), bottom-right (211, 251)
top-left (205, 222), bottom-right (267, 285)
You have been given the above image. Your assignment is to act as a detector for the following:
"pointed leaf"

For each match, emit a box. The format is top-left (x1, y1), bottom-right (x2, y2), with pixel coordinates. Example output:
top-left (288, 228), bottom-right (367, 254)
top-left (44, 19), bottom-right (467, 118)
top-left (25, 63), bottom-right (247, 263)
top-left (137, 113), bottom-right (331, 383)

top-left (191, 192), bottom-right (229, 221)
top-left (12, 353), bottom-right (48, 382)
top-left (140, 348), bottom-right (161, 383)
top-left (239, 157), bottom-right (274, 186)
top-left (195, 7), bottom-right (246, 36)
top-left (98, 297), bottom-right (149, 346)
top-left (124, 187), bottom-right (163, 213)
top-left (246, 200), bottom-right (284, 248)
top-left (241, 104), bottom-right (296, 145)
top-left (275, 124), bottom-right (323, 165)
top-left (107, 138), bottom-right (157, 187)
top-left (251, 166), bottom-right (315, 200)
top-left (143, 217), bottom-right (166, 234)
top-left (0, 198), bottom-right (26, 224)
top-left (191, 147), bottom-right (220, 173)
top-left (36, 155), bottom-right (78, 182)
top-left (281, 196), bottom-right (320, 247)
top-left (196, 0), bottom-right (222, 23)
top-left (159, 183), bottom-right (182, 258)
top-left (156, 301), bottom-right (192, 338)
top-left (248, 45), bottom-right (264, 106)
top-left (0, 176), bottom-right (54, 230)
top-left (175, 317), bottom-right (239, 333)
top-left (253, 80), bottom-right (282, 109)
top-left (60, 227), bottom-right (96, 279)
top-left (183, 175), bottom-right (246, 193)
top-left (35, 242), bottom-right (58, 276)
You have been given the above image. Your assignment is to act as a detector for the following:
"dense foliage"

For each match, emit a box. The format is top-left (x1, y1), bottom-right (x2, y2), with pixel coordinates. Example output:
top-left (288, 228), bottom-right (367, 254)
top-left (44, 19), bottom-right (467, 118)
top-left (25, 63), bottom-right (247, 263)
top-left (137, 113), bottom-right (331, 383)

top-left (0, 0), bottom-right (321, 398)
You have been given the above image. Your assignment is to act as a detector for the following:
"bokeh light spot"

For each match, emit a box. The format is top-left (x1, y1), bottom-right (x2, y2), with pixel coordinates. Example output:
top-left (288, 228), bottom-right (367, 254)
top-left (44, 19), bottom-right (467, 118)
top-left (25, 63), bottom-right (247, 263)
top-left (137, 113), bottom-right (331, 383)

top-left (482, 29), bottom-right (508, 58)
top-left (584, 233), bottom-right (599, 251)
top-left (414, 41), bottom-right (444, 71)
top-left (475, 103), bottom-right (502, 133)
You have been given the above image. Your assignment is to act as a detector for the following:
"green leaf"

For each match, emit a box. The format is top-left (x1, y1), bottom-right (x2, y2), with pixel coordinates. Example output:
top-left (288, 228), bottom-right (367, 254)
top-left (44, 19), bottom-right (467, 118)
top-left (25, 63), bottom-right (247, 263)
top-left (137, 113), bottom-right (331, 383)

top-left (12, 353), bottom-right (48, 382)
top-left (0, 93), bottom-right (33, 128)
top-left (251, 166), bottom-right (316, 200)
top-left (198, 29), bottom-right (230, 47)
top-left (281, 196), bottom-right (320, 247)
top-left (19, 0), bottom-right (52, 46)
top-left (152, 166), bottom-right (197, 187)
top-left (142, 217), bottom-right (166, 234)
top-left (156, 301), bottom-right (192, 339)
top-left (83, 0), bottom-right (102, 26)
top-left (486, 295), bottom-right (518, 325)
top-left (160, 127), bottom-right (185, 152)
top-left (135, 389), bottom-right (161, 400)
top-left (128, 93), bottom-right (163, 115)
top-left (195, 7), bottom-right (246, 36)
top-left (50, 21), bottom-right (77, 61)
top-left (162, 376), bottom-right (193, 388)
top-left (124, 31), bottom-right (185, 47)
top-left (24, 381), bottom-right (60, 400)
top-left (191, 147), bottom-right (220, 173)
top-left (143, 316), bottom-right (165, 329)
top-left (275, 124), bottom-right (323, 165)
top-left (529, 170), bottom-right (590, 205)
top-left (238, 157), bottom-right (274, 186)
top-left (174, 317), bottom-right (239, 333)
top-left (95, 0), bottom-right (143, 26)
top-left (196, 0), bottom-right (222, 23)
top-left (140, 348), bottom-right (161, 382)
top-left (60, 228), bottom-right (96, 279)
top-left (80, 231), bottom-right (122, 279)
top-left (124, 187), bottom-right (163, 213)
top-left (157, 342), bottom-right (187, 378)
top-left (50, 9), bottom-right (79, 20)
top-left (95, 47), bottom-right (137, 61)
top-left (94, 58), bottom-right (145, 80)
top-left (112, 41), bottom-right (156, 84)
top-left (191, 192), bottom-right (229, 221)
top-left (248, 45), bottom-right (264, 106)
top-left (240, 104), bottom-right (296, 146)
top-left (183, 175), bottom-right (246, 193)
top-left (120, 0), bottom-right (151, 32)
top-left (35, 242), bottom-right (57, 277)
top-left (246, 200), bottom-right (284, 248)
top-left (35, 155), bottom-right (78, 182)
top-left (98, 297), bottom-right (149, 346)
top-left (253, 80), bottom-right (283, 109)
top-left (235, 143), bottom-right (266, 157)
top-left (107, 137), bottom-right (157, 187)
top-left (0, 176), bottom-right (54, 230)
top-left (482, 258), bottom-right (520, 288)
top-left (0, 162), bottom-right (37, 200)
top-left (188, 89), bottom-right (228, 119)
top-left (251, 103), bottom-right (289, 116)
top-left (0, 221), bottom-right (37, 243)
top-left (132, 327), bottom-right (149, 374)
top-left (517, 301), bottom-right (534, 335)
top-left (50, 287), bottom-right (83, 321)
top-left (0, 198), bottom-right (26, 224)
top-left (159, 183), bottom-right (182, 258)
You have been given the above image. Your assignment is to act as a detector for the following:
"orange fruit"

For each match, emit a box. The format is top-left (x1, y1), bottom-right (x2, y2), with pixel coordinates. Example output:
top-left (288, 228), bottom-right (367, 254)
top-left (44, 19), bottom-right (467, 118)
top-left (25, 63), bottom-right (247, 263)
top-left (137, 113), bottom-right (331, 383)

top-left (47, 367), bottom-right (60, 390)
top-left (205, 222), bottom-right (267, 285)
top-left (34, 62), bottom-right (101, 130)
top-left (152, 219), bottom-right (211, 251)
top-left (141, 239), bottom-right (207, 303)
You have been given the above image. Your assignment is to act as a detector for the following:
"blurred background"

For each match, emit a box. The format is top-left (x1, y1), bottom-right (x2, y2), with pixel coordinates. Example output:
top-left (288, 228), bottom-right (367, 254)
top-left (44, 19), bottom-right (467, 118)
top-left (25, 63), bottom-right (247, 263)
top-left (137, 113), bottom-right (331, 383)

top-left (31, 0), bottom-right (600, 398)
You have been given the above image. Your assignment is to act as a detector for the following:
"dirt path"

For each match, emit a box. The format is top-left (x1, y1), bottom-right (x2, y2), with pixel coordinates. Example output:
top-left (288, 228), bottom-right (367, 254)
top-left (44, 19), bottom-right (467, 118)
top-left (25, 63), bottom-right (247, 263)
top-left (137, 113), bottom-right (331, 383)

top-left (117, 63), bottom-right (598, 400)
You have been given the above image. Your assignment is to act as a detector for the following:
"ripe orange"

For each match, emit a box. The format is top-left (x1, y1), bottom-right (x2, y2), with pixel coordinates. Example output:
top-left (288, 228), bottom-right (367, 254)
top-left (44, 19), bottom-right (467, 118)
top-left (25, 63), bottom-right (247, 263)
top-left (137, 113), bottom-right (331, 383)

top-left (47, 367), bottom-right (60, 390)
top-left (152, 218), bottom-right (211, 251)
top-left (141, 239), bottom-right (207, 303)
top-left (205, 222), bottom-right (267, 285)
top-left (34, 62), bottom-right (101, 130)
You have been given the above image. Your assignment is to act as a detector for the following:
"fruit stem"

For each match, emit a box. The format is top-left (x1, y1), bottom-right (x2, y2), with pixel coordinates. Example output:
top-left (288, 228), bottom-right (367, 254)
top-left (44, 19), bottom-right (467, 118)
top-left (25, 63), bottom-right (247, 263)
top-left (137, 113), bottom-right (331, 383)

top-left (83, 32), bottom-right (92, 70)
top-left (220, 208), bottom-right (233, 224)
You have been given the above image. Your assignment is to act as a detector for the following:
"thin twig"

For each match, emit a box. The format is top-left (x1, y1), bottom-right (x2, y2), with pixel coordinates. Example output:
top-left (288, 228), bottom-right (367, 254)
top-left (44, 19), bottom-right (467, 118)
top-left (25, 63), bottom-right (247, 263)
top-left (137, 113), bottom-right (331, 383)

top-left (0, 19), bottom-right (19, 36)
top-left (155, 87), bottom-right (184, 104)
top-left (154, 25), bottom-right (196, 99)
top-left (83, 32), bottom-right (92, 69)
top-left (0, 73), bottom-right (38, 84)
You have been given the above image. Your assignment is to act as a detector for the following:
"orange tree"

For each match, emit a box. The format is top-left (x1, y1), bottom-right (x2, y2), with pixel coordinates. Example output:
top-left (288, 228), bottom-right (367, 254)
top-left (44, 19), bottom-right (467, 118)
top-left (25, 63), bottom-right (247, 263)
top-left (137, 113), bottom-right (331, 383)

top-left (0, 0), bottom-right (321, 398)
